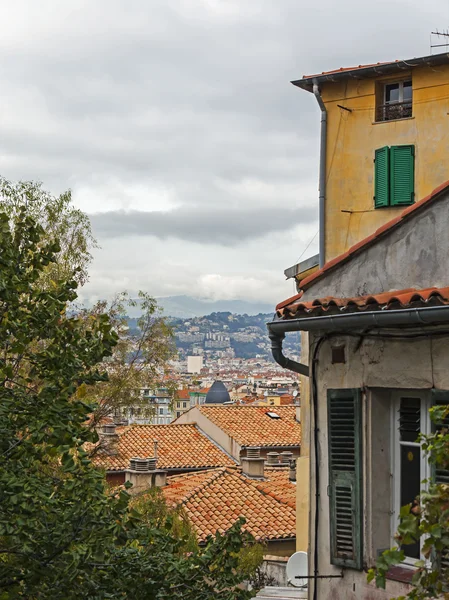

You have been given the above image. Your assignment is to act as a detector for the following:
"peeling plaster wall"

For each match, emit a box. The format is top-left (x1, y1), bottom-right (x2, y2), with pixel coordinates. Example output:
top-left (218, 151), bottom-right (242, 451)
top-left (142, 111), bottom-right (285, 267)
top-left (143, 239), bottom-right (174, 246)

top-left (307, 331), bottom-right (449, 600)
top-left (300, 190), bottom-right (449, 301)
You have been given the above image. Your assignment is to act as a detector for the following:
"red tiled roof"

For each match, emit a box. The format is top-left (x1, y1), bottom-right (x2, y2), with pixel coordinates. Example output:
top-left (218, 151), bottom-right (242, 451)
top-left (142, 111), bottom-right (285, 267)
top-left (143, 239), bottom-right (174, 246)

top-left (92, 424), bottom-right (235, 471)
top-left (163, 467), bottom-right (296, 542)
top-left (284, 180), bottom-right (449, 298)
top-left (276, 287), bottom-right (449, 320)
top-left (176, 389), bottom-right (190, 400)
top-left (197, 405), bottom-right (301, 448)
top-left (303, 60), bottom-right (394, 79)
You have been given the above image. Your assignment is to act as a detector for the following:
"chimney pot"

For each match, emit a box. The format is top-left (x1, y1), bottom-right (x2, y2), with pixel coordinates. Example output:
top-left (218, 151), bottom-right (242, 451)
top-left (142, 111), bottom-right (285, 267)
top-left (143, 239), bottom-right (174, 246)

top-left (246, 446), bottom-right (260, 459)
top-left (266, 451), bottom-right (280, 466)
top-left (280, 451), bottom-right (294, 464)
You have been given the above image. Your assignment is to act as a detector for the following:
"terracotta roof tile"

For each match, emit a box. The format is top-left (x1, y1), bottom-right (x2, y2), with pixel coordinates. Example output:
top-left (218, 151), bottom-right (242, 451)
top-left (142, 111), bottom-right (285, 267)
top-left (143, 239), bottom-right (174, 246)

top-left (295, 181), bottom-right (449, 292)
top-left (276, 286), bottom-right (449, 320)
top-left (197, 405), bottom-right (301, 447)
top-left (176, 389), bottom-right (190, 400)
top-left (92, 424), bottom-right (235, 471)
top-left (163, 467), bottom-right (296, 542)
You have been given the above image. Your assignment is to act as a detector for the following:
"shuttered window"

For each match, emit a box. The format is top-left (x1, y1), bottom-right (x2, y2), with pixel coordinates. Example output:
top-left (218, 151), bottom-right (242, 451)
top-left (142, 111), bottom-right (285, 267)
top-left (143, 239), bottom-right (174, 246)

top-left (373, 145), bottom-right (414, 208)
top-left (328, 389), bottom-right (363, 569)
top-left (390, 145), bottom-right (415, 206)
top-left (374, 146), bottom-right (390, 208)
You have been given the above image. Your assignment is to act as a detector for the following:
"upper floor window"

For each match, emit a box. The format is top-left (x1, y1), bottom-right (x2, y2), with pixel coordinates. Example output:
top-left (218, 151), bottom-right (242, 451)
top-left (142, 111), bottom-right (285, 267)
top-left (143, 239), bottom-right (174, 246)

top-left (376, 80), bottom-right (412, 122)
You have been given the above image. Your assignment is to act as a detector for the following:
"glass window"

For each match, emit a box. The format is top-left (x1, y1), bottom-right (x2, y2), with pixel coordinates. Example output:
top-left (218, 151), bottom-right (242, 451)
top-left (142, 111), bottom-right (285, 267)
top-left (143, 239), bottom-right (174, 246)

top-left (393, 394), bottom-right (429, 561)
top-left (385, 83), bottom-right (400, 103)
top-left (377, 80), bottom-right (412, 121)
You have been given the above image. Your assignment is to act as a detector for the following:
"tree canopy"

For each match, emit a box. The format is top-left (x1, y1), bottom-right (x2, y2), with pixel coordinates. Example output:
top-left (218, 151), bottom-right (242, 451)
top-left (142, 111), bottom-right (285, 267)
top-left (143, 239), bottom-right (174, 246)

top-left (0, 209), bottom-right (259, 599)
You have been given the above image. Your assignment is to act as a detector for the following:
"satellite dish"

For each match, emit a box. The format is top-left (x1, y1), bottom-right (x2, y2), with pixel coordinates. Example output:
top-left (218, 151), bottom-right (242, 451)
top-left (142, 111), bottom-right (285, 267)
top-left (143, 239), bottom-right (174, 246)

top-left (286, 551), bottom-right (308, 588)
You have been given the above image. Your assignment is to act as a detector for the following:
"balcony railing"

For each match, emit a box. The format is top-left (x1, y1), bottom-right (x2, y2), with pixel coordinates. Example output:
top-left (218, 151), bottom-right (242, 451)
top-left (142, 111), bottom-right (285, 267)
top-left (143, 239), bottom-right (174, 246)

top-left (376, 101), bottom-right (412, 122)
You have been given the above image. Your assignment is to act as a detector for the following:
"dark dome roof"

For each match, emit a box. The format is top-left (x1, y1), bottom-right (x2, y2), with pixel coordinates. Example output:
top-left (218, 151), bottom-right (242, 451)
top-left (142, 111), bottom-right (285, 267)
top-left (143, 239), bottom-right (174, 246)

top-left (205, 380), bottom-right (231, 404)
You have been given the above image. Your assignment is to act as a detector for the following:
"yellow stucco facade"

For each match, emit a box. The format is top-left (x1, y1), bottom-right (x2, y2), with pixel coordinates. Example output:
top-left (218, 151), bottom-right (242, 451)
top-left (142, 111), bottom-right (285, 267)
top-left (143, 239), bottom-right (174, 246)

top-left (321, 63), bottom-right (449, 260)
top-left (294, 57), bottom-right (449, 552)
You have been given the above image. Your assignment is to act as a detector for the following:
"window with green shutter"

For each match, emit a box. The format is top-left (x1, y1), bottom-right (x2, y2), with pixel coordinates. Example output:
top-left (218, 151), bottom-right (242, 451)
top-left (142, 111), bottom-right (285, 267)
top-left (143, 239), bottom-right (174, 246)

top-left (374, 146), bottom-right (390, 208)
top-left (390, 145), bottom-right (415, 206)
top-left (374, 144), bottom-right (414, 208)
top-left (328, 389), bottom-right (363, 569)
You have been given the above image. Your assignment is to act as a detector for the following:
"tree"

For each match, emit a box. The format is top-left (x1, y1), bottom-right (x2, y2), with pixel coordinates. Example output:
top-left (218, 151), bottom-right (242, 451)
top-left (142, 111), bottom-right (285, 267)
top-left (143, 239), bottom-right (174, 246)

top-left (1, 177), bottom-right (177, 422)
top-left (368, 404), bottom-right (449, 599)
top-left (0, 210), bottom-right (259, 599)
top-left (81, 292), bottom-right (178, 428)
top-left (0, 177), bottom-right (97, 287)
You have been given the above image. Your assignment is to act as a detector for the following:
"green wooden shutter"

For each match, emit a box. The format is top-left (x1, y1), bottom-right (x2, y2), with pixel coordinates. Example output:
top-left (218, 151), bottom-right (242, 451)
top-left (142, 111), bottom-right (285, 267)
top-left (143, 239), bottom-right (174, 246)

top-left (390, 144), bottom-right (415, 206)
top-left (328, 389), bottom-right (363, 569)
top-left (374, 146), bottom-right (390, 208)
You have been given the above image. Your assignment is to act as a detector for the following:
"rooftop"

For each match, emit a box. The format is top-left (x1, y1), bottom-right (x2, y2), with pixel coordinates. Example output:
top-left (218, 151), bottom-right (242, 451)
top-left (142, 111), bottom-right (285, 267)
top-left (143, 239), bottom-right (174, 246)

top-left (292, 52), bottom-right (449, 92)
top-left (92, 423), bottom-right (235, 472)
top-left (195, 405), bottom-right (301, 448)
top-left (276, 287), bottom-right (449, 320)
top-left (163, 466), bottom-right (296, 542)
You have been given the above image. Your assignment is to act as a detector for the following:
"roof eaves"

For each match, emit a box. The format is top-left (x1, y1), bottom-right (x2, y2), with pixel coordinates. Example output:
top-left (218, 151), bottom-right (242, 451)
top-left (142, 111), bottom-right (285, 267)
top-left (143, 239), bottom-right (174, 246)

top-left (292, 52), bottom-right (449, 92)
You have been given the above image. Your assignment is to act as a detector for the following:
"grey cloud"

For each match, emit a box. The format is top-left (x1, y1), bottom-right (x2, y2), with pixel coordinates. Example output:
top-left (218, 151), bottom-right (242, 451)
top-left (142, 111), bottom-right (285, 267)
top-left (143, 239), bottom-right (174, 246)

top-left (89, 205), bottom-right (317, 245)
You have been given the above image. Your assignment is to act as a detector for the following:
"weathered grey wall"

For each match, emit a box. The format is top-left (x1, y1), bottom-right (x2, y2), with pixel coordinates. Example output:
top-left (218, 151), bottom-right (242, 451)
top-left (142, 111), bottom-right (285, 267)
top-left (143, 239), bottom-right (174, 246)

top-left (307, 330), bottom-right (449, 600)
top-left (301, 192), bottom-right (449, 300)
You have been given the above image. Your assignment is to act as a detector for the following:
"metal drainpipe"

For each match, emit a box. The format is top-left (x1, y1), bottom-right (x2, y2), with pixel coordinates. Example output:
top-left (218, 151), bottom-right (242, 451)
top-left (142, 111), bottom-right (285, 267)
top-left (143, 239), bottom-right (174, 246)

top-left (267, 327), bottom-right (309, 377)
top-left (313, 80), bottom-right (327, 269)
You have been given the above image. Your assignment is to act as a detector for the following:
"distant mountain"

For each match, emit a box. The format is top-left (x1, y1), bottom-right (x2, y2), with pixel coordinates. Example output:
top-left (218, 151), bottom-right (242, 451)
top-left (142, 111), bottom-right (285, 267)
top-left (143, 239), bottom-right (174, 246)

top-left (127, 295), bottom-right (275, 318)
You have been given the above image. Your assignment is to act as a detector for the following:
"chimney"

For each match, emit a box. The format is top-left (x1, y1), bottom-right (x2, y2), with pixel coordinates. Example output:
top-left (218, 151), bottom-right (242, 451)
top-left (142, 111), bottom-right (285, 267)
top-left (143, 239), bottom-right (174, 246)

top-left (289, 459), bottom-right (296, 482)
top-left (100, 424), bottom-right (119, 456)
top-left (241, 447), bottom-right (265, 479)
top-left (280, 451), bottom-right (294, 465)
top-left (125, 456), bottom-right (167, 494)
top-left (266, 451), bottom-right (280, 466)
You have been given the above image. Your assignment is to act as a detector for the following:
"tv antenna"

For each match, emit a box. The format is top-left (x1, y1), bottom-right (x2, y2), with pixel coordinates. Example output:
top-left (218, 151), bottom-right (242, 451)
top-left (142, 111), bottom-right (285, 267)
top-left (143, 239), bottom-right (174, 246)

top-left (430, 29), bottom-right (449, 54)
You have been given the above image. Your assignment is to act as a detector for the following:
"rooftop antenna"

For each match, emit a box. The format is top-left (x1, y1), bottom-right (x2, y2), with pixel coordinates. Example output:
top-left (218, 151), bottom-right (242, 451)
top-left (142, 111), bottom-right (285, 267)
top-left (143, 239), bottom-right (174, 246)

top-left (430, 29), bottom-right (449, 54)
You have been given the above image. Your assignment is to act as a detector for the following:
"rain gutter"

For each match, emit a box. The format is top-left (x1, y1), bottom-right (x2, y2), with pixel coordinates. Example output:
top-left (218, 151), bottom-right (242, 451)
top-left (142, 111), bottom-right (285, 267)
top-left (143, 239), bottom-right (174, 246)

top-left (267, 304), bottom-right (449, 334)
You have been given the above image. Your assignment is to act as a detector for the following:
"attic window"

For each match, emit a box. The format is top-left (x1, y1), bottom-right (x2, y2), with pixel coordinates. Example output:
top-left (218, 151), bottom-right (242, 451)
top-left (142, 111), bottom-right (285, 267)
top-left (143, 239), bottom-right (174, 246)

top-left (266, 411), bottom-right (280, 419)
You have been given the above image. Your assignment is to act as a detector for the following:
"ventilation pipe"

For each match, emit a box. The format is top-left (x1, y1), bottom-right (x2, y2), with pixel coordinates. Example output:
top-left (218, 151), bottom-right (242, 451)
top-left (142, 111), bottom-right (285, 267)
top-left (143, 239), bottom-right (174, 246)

top-left (280, 451), bottom-right (294, 465)
top-left (126, 456), bottom-right (166, 494)
top-left (267, 327), bottom-right (309, 377)
top-left (241, 447), bottom-right (265, 479)
top-left (313, 79), bottom-right (327, 269)
top-left (266, 451), bottom-right (280, 466)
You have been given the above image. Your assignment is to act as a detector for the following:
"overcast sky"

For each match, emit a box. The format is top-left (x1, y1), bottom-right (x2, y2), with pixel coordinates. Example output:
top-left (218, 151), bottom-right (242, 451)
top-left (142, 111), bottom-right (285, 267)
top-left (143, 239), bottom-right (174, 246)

top-left (0, 0), bottom-right (446, 306)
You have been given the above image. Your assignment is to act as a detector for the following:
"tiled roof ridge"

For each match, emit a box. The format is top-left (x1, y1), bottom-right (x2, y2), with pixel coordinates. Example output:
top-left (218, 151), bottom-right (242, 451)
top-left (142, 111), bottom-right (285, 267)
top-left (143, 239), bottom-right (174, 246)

top-left (283, 180), bottom-right (449, 301)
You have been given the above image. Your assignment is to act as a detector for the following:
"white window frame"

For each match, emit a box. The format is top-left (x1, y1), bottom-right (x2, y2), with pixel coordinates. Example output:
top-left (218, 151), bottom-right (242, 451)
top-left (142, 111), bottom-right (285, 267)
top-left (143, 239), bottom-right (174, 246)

top-left (383, 80), bottom-right (412, 106)
top-left (390, 390), bottom-right (432, 566)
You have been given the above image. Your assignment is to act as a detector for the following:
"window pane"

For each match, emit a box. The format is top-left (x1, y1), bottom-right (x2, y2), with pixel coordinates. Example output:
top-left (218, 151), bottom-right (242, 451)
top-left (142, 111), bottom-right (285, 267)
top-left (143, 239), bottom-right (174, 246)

top-left (399, 397), bottom-right (420, 442)
top-left (386, 83), bottom-right (400, 103)
top-left (403, 81), bottom-right (412, 101)
top-left (400, 444), bottom-right (421, 558)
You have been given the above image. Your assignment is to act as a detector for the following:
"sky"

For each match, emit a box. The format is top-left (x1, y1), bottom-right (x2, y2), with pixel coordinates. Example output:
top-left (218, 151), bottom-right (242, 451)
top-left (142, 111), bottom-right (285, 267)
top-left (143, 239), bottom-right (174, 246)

top-left (0, 0), bottom-right (446, 306)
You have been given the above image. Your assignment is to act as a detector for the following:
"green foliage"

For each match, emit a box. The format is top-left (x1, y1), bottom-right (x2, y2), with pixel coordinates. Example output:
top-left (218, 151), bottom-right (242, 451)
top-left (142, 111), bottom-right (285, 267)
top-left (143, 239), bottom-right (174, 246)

top-left (0, 177), bottom-right (97, 287)
top-left (80, 291), bottom-right (178, 424)
top-left (0, 210), bottom-right (260, 599)
top-left (368, 405), bottom-right (449, 598)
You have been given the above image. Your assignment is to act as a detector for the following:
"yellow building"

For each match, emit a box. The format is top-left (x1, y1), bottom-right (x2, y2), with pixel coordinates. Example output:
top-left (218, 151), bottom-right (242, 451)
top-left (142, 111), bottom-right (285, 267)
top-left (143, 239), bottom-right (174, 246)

top-left (285, 52), bottom-right (449, 553)
top-left (287, 52), bottom-right (449, 282)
